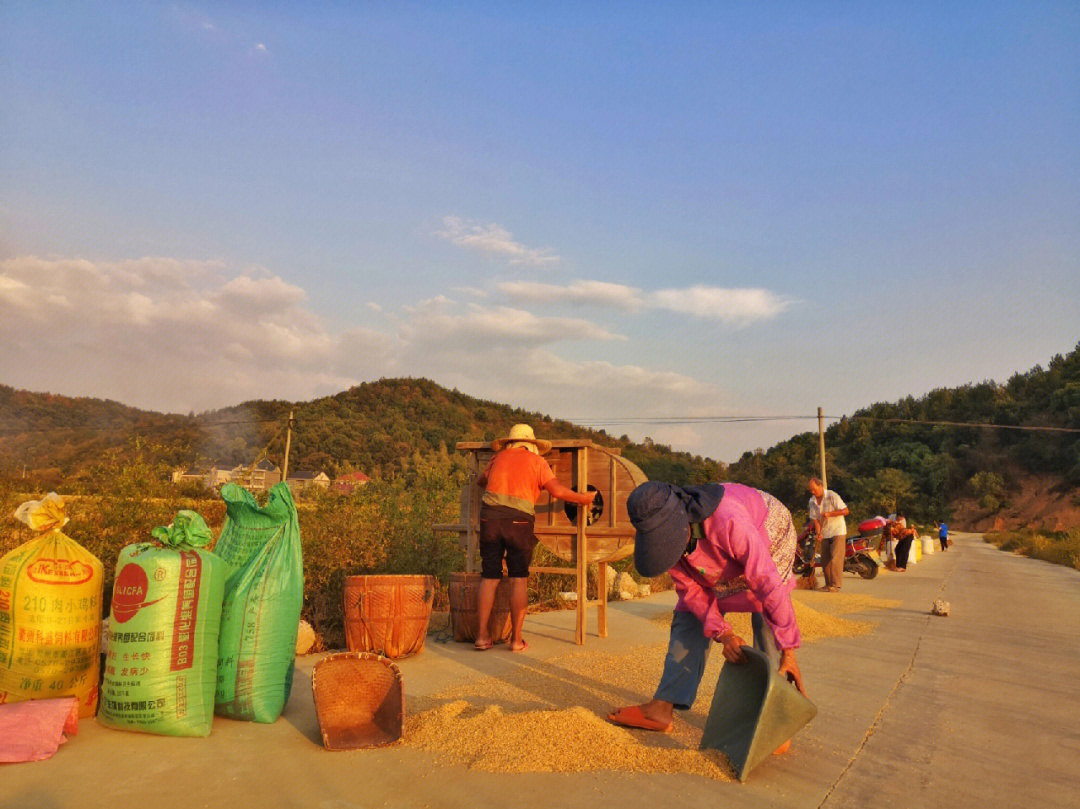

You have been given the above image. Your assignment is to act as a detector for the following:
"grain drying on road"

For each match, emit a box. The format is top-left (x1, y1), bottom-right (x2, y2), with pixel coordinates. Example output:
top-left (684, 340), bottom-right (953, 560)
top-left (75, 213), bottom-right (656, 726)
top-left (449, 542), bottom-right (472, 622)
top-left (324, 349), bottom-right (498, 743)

top-left (404, 591), bottom-right (900, 779)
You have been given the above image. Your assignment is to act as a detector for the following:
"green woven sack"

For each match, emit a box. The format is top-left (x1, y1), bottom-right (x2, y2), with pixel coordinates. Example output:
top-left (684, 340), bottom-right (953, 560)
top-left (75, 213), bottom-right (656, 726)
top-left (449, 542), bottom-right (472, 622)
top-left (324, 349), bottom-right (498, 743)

top-left (98, 511), bottom-right (225, 736)
top-left (214, 482), bottom-right (304, 723)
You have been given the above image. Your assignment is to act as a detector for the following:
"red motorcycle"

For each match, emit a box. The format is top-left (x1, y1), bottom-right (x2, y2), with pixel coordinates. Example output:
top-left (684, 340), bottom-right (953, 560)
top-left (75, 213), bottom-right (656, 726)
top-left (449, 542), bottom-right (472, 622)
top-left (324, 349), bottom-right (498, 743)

top-left (794, 530), bottom-right (879, 580)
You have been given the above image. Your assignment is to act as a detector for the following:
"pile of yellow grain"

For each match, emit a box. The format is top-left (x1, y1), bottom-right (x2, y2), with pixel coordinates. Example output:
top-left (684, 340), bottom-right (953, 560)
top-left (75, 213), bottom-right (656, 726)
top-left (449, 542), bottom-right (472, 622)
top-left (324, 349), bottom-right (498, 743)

top-left (408, 701), bottom-right (730, 779)
top-left (403, 592), bottom-right (900, 778)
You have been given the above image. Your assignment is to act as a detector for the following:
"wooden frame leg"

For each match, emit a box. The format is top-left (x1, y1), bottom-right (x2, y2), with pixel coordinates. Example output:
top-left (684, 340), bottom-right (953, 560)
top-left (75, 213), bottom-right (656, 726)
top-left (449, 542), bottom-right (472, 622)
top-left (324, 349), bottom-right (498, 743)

top-left (597, 561), bottom-right (608, 638)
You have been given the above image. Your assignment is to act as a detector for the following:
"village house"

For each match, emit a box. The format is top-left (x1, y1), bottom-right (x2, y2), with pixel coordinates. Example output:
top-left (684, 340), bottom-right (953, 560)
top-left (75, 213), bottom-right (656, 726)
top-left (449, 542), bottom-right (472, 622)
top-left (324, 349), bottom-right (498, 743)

top-left (170, 468), bottom-right (211, 488)
top-left (230, 459), bottom-right (282, 491)
top-left (171, 460), bottom-right (282, 491)
top-left (332, 470), bottom-right (371, 494)
top-left (286, 470), bottom-right (331, 493)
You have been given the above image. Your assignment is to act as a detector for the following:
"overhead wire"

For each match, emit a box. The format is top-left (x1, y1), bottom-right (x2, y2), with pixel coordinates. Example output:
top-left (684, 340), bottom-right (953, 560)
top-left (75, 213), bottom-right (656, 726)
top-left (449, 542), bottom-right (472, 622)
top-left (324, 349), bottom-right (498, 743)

top-left (2, 412), bottom-right (1078, 437)
top-left (567, 414), bottom-right (1080, 434)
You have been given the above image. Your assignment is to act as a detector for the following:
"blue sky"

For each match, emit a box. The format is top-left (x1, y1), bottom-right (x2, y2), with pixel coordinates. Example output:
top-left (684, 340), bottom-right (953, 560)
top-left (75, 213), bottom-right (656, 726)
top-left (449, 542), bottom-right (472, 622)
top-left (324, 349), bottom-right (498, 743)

top-left (2, 2), bottom-right (1078, 462)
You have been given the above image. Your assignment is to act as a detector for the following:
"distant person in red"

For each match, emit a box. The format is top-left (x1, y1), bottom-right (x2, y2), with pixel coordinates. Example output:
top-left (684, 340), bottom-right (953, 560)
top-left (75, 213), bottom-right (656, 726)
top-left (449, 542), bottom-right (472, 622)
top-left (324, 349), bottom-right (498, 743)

top-left (890, 513), bottom-right (917, 571)
top-left (473, 424), bottom-right (596, 652)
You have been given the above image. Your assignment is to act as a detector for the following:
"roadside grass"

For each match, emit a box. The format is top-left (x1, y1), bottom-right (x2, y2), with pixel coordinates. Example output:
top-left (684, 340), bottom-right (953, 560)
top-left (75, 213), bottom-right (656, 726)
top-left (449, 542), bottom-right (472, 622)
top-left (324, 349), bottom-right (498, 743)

top-left (983, 527), bottom-right (1080, 571)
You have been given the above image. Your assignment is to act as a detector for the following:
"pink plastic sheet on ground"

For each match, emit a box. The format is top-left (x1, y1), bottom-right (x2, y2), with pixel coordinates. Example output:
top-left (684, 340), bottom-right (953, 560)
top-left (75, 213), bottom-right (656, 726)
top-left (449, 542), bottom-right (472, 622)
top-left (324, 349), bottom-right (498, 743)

top-left (0, 697), bottom-right (80, 763)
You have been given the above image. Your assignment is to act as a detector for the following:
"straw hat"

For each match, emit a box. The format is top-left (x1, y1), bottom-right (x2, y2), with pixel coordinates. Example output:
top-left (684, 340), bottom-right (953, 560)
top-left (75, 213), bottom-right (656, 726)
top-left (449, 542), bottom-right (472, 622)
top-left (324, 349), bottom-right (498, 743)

top-left (491, 423), bottom-right (552, 454)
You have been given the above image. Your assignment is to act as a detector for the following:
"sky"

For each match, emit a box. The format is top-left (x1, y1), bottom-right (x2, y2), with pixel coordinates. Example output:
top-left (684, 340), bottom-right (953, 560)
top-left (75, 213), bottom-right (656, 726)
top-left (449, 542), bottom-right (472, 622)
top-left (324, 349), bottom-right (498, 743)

top-left (1, 2), bottom-right (1078, 463)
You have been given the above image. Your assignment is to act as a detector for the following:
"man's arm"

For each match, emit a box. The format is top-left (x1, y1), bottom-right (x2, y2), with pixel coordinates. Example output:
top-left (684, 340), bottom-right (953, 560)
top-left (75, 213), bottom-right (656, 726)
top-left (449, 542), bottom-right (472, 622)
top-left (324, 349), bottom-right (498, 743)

top-left (821, 493), bottom-right (849, 520)
top-left (542, 478), bottom-right (597, 506)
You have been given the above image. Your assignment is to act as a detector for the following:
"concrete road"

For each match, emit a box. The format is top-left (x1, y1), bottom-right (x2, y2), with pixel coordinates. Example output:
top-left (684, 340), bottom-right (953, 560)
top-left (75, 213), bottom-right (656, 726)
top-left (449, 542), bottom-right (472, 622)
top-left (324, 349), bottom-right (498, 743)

top-left (3, 532), bottom-right (1077, 809)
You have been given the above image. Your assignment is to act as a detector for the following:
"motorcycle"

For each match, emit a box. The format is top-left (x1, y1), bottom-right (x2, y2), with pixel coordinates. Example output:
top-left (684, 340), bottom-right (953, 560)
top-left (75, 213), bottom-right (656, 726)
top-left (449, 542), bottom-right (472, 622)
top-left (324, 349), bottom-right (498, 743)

top-left (794, 530), bottom-right (879, 580)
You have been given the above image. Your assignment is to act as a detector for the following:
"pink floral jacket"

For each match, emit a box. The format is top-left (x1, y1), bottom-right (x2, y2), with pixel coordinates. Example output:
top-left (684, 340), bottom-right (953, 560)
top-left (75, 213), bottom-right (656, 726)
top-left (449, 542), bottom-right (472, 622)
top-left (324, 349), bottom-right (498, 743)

top-left (669, 483), bottom-right (801, 650)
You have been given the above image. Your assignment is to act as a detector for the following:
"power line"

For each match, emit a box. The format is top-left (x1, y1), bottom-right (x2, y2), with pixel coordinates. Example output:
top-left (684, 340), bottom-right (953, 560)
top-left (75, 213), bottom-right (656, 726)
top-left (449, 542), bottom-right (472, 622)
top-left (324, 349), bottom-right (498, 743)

top-left (843, 415), bottom-right (1080, 434)
top-left (568, 415), bottom-right (818, 426)
top-left (569, 414), bottom-right (1080, 434)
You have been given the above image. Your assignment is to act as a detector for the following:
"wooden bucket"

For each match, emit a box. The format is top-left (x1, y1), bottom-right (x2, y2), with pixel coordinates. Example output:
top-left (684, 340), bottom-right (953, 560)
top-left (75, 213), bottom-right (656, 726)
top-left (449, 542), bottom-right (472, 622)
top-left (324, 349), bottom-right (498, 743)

top-left (343, 574), bottom-right (435, 659)
top-left (448, 572), bottom-right (513, 644)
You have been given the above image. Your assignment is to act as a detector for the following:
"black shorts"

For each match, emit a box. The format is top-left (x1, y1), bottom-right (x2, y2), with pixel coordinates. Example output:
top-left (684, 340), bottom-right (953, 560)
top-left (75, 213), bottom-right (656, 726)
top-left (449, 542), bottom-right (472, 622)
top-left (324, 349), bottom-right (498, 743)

top-left (479, 505), bottom-right (537, 579)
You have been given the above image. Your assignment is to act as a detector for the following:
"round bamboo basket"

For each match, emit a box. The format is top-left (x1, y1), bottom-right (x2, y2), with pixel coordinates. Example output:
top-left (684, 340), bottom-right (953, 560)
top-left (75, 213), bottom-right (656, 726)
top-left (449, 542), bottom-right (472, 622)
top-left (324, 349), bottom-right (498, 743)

top-left (343, 574), bottom-right (435, 659)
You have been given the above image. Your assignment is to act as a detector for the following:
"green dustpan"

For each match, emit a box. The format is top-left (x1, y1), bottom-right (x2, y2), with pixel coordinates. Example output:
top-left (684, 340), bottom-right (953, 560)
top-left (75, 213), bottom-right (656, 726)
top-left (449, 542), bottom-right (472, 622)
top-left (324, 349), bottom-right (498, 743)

top-left (699, 645), bottom-right (817, 781)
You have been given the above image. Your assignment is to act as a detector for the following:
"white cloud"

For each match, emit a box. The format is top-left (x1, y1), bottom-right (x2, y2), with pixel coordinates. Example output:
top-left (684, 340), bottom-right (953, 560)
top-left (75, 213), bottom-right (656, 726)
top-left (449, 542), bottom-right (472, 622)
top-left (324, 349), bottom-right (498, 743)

top-left (651, 285), bottom-right (792, 323)
top-left (220, 273), bottom-right (307, 310)
top-left (394, 345), bottom-right (724, 449)
top-left (400, 305), bottom-right (624, 348)
top-left (497, 277), bottom-right (792, 326)
top-left (436, 217), bottom-right (559, 265)
top-left (0, 256), bottom-right (624, 418)
top-left (0, 255), bottom-right (386, 412)
top-left (498, 280), bottom-right (644, 311)
top-left (452, 285), bottom-right (488, 299)
top-left (0, 255), bottom-right (778, 458)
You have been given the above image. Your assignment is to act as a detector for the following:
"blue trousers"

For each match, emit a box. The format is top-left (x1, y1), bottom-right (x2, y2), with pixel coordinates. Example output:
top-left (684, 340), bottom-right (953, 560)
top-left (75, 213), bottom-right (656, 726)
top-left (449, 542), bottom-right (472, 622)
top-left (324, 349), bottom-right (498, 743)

top-left (653, 610), bottom-right (780, 710)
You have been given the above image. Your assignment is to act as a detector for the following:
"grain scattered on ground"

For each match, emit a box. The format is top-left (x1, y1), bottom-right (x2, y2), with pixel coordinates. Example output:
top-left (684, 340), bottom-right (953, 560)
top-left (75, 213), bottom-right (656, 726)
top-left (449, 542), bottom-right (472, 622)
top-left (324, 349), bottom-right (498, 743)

top-left (646, 590), bottom-right (896, 641)
top-left (403, 591), bottom-right (900, 779)
top-left (404, 642), bottom-right (735, 779)
top-left (791, 590), bottom-right (902, 616)
top-left (407, 701), bottom-right (731, 779)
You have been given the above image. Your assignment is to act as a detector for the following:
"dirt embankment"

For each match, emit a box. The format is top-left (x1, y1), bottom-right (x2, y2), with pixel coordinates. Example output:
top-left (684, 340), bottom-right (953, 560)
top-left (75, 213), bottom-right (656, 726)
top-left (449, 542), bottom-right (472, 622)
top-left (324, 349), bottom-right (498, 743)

top-left (952, 473), bottom-right (1080, 532)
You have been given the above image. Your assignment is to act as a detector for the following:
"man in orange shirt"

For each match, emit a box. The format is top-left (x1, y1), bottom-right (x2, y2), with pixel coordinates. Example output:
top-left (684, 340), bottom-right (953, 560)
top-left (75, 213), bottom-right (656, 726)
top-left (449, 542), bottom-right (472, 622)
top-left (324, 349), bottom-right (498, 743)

top-left (473, 424), bottom-right (596, 652)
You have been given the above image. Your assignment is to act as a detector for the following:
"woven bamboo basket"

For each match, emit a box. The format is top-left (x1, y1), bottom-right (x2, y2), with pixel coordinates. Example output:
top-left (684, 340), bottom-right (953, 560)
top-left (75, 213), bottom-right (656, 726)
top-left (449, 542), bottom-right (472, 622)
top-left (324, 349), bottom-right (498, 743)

top-left (343, 574), bottom-right (435, 659)
top-left (448, 571), bottom-right (513, 644)
top-left (311, 652), bottom-right (403, 750)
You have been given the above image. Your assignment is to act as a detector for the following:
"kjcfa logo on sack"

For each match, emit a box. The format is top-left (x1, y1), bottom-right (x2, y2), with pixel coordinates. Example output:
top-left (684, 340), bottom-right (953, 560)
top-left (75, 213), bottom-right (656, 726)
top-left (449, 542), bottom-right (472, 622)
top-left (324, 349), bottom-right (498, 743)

top-left (27, 557), bottom-right (95, 585)
top-left (111, 564), bottom-right (165, 623)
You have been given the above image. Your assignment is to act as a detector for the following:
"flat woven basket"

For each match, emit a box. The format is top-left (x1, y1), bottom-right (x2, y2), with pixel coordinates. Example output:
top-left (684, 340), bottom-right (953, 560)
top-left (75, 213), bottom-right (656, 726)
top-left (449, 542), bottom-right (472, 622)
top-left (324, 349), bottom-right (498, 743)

top-left (311, 652), bottom-right (404, 750)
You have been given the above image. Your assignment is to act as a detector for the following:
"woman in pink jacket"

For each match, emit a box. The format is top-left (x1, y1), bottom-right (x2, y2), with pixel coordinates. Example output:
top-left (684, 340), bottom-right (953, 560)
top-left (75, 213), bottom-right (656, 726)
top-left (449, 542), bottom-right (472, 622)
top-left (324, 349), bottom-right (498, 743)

top-left (608, 481), bottom-right (806, 734)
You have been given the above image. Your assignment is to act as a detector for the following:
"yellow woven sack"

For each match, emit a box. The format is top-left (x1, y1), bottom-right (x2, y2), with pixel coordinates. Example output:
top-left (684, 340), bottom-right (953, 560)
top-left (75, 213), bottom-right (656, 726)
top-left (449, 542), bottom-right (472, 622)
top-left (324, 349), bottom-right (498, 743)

top-left (0, 493), bottom-right (104, 717)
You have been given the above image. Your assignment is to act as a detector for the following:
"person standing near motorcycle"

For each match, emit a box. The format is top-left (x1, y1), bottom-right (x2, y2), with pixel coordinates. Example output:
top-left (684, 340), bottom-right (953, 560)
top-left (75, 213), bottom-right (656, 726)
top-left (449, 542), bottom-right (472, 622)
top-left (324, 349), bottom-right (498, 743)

top-left (807, 477), bottom-right (849, 592)
top-left (891, 512), bottom-right (917, 571)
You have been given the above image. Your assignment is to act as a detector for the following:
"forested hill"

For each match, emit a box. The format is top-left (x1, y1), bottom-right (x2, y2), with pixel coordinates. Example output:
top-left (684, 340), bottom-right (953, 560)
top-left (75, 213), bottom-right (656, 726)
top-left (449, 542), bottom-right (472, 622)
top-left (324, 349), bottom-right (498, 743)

top-left (0, 378), bottom-right (723, 489)
top-left (727, 342), bottom-right (1080, 526)
top-left (4, 343), bottom-right (1078, 523)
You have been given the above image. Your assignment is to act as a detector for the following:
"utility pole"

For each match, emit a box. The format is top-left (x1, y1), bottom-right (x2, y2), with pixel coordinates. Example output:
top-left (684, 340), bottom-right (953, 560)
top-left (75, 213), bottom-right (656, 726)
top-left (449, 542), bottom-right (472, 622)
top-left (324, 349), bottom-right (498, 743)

top-left (817, 406), bottom-right (828, 490)
top-left (282, 410), bottom-right (295, 483)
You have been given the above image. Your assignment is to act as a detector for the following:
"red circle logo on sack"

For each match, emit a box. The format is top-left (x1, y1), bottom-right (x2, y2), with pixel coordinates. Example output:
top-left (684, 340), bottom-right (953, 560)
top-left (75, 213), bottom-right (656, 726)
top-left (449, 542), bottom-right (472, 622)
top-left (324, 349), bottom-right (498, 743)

top-left (111, 564), bottom-right (164, 623)
top-left (27, 558), bottom-right (94, 585)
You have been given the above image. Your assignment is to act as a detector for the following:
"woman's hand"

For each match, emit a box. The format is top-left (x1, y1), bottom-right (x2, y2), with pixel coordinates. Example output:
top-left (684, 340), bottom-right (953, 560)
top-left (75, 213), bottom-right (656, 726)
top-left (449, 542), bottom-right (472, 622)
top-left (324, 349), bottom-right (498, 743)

top-left (717, 632), bottom-right (748, 663)
top-left (778, 649), bottom-right (806, 696)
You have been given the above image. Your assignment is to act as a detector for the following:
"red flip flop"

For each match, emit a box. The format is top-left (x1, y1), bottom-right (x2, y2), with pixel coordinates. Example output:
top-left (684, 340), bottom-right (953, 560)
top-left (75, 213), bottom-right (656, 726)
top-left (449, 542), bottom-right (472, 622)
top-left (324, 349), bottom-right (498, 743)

top-left (509, 640), bottom-right (528, 653)
top-left (474, 639), bottom-right (493, 651)
top-left (606, 706), bottom-right (672, 732)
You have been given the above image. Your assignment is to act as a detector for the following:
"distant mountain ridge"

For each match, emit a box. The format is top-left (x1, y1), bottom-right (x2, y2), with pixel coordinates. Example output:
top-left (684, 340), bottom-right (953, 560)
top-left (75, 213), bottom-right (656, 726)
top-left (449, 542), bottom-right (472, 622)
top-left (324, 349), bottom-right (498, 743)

top-left (0, 377), bottom-right (723, 487)
top-left (3, 341), bottom-right (1078, 529)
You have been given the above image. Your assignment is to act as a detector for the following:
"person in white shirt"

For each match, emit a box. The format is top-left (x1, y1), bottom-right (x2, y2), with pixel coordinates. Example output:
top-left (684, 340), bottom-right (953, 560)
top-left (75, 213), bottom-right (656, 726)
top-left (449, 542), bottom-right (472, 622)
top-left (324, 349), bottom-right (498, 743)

top-left (807, 477), bottom-right (849, 592)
